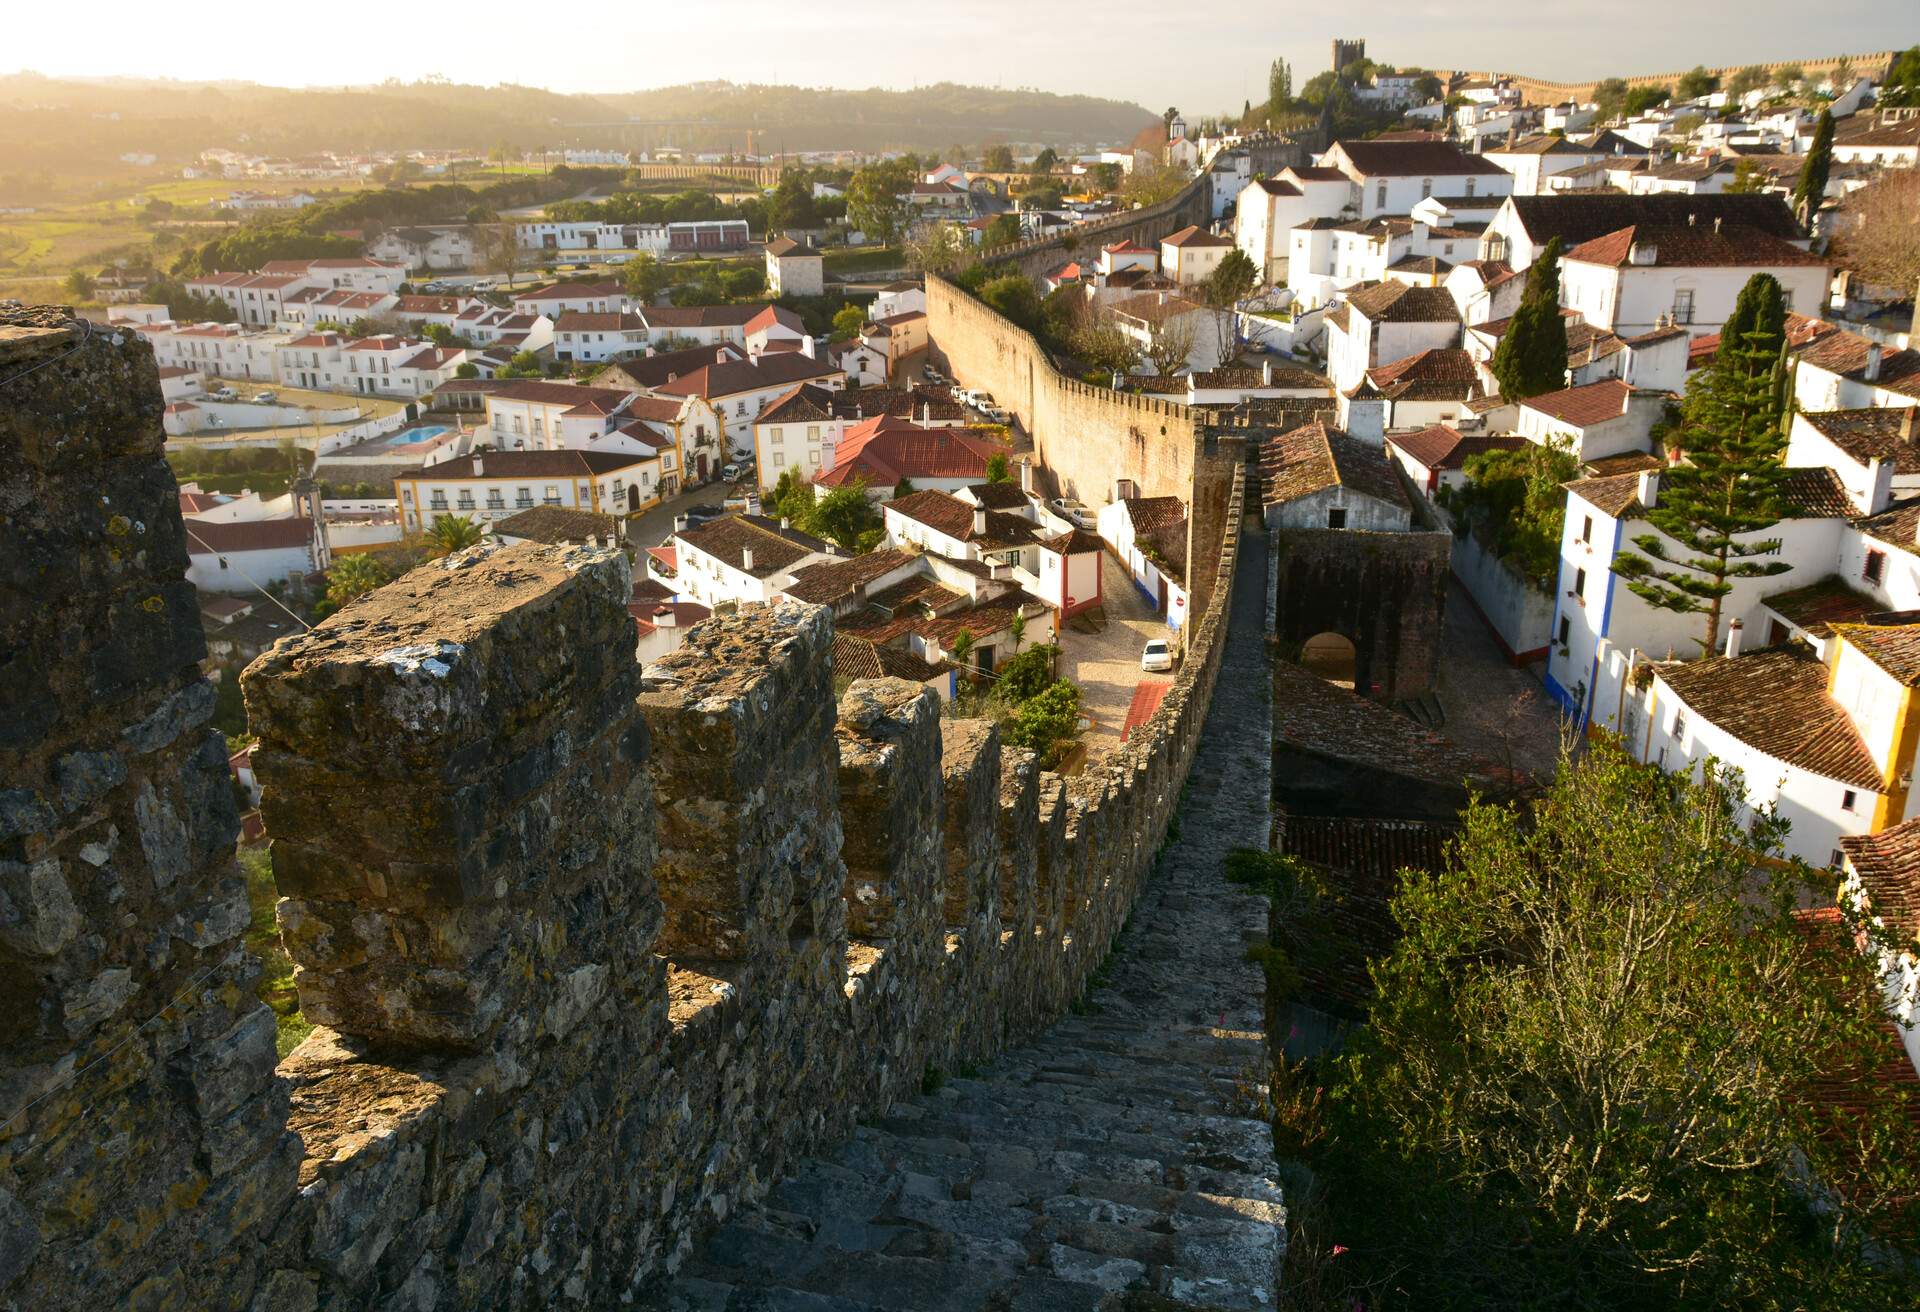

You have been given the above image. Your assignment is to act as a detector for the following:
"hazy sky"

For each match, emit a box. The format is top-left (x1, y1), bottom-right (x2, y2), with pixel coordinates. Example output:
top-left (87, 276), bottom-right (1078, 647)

top-left (10, 1), bottom-right (1914, 114)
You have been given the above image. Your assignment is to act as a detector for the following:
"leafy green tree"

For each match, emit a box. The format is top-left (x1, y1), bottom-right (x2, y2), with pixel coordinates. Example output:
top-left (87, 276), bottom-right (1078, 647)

top-left (1883, 46), bottom-right (1920, 107)
top-left (1727, 65), bottom-right (1769, 98)
top-left (320, 553), bottom-right (393, 614)
top-left (1002, 679), bottom-right (1080, 763)
top-left (981, 144), bottom-right (1015, 172)
top-left (846, 158), bottom-right (915, 246)
top-left (496, 350), bottom-right (543, 379)
top-left (1774, 64), bottom-right (1808, 93)
top-left (1030, 147), bottom-right (1059, 176)
top-left (983, 213), bottom-right (1023, 247)
top-left (1300, 736), bottom-right (1920, 1309)
top-left (621, 253), bottom-right (670, 303)
top-left (892, 477), bottom-right (916, 499)
top-left (948, 629), bottom-right (975, 669)
top-left (62, 270), bottom-right (96, 301)
top-left (1677, 64), bottom-right (1720, 99)
top-left (766, 469), bottom-right (816, 522)
top-left (1623, 84), bottom-right (1673, 116)
top-left (453, 362), bottom-right (479, 379)
top-left (1441, 441), bottom-right (1579, 586)
top-left (423, 513), bottom-right (485, 558)
top-left (1087, 162), bottom-right (1123, 193)
top-left (1615, 274), bottom-right (1792, 653)
top-left (1489, 237), bottom-right (1568, 401)
top-left (1725, 160), bottom-right (1772, 193)
top-left (979, 273), bottom-right (1042, 331)
top-left (1268, 58), bottom-right (1292, 116)
top-left (830, 303), bottom-right (866, 342)
top-left (1592, 77), bottom-right (1631, 120)
top-left (805, 481), bottom-right (882, 552)
top-left (766, 171), bottom-right (820, 232)
top-left (1793, 109), bottom-right (1834, 220)
top-left (1203, 247), bottom-right (1259, 309)
top-left (995, 643), bottom-right (1056, 701)
top-left (985, 452), bottom-right (1012, 484)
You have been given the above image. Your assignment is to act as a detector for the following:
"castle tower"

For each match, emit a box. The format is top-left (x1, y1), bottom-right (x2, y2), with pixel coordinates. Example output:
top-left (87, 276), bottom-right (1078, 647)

top-left (1332, 37), bottom-right (1366, 74)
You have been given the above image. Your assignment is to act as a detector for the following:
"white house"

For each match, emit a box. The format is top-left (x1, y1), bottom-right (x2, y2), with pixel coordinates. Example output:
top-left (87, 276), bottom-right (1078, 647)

top-left (1317, 139), bottom-right (1513, 220)
top-left (1785, 408), bottom-right (1920, 517)
top-left (1515, 379), bottom-right (1669, 463)
top-left (1160, 226), bottom-right (1233, 287)
top-left (1385, 426), bottom-right (1528, 498)
top-left (554, 311), bottom-right (651, 364)
top-left (667, 513), bottom-right (837, 608)
top-left (1794, 332), bottom-right (1920, 412)
top-left (1557, 219), bottom-right (1830, 336)
top-left (1480, 135), bottom-right (1611, 196)
top-left (1340, 347), bottom-right (1487, 438)
top-left (1233, 167), bottom-right (1355, 285)
top-left (752, 383), bottom-right (968, 488)
top-left (392, 449), bottom-right (665, 534)
top-left (1324, 282), bottom-right (1461, 393)
top-left (1259, 421), bottom-right (1413, 531)
top-left (182, 515), bottom-right (323, 594)
top-left (810, 417), bottom-right (1005, 499)
top-left (648, 352), bottom-right (848, 458)
top-left (765, 237), bottom-right (825, 296)
top-left (1480, 192), bottom-right (1812, 272)
top-left (1837, 823), bottom-right (1920, 1078)
top-left (1108, 293), bottom-right (1233, 376)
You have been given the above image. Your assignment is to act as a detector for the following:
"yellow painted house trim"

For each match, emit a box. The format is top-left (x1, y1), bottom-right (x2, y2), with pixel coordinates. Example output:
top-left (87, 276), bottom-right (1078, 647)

top-left (1872, 682), bottom-right (1920, 830)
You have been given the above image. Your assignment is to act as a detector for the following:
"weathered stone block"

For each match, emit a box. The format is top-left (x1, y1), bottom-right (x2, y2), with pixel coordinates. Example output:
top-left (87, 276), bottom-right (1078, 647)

top-left (836, 679), bottom-right (943, 941)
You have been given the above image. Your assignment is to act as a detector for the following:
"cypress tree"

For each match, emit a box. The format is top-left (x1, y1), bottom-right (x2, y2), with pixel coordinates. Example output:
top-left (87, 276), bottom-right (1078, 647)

top-left (1792, 109), bottom-right (1834, 223)
top-left (1614, 274), bottom-right (1793, 655)
top-left (1490, 237), bottom-right (1569, 401)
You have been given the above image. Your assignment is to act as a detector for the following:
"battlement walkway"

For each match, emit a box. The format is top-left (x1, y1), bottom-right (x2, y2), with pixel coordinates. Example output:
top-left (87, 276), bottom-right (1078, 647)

top-left (656, 523), bottom-right (1280, 1311)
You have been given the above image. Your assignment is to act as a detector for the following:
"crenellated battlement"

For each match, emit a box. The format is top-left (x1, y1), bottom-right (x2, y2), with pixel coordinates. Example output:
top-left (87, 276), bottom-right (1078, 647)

top-left (0, 305), bottom-right (1245, 1310)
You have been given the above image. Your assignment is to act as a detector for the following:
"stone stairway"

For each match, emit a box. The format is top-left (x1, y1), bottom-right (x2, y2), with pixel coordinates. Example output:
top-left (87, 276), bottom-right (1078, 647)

top-left (652, 523), bottom-right (1280, 1312)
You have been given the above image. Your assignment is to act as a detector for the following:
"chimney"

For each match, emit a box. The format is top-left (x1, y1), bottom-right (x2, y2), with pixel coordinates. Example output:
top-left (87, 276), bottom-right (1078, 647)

top-left (1903, 405), bottom-right (1917, 440)
top-left (1636, 467), bottom-right (1661, 508)
top-left (780, 516), bottom-right (790, 530)
top-left (921, 402), bottom-right (930, 423)
top-left (1262, 359), bottom-right (1273, 385)
top-left (1713, 216), bottom-right (1722, 235)
top-left (972, 507), bottom-right (988, 535)
top-left (472, 454), bottom-right (483, 476)
top-left (1866, 343), bottom-right (1884, 382)
top-left (741, 547), bottom-right (754, 571)
top-left (1687, 211), bottom-right (1696, 227)
top-left (1723, 618), bottom-right (1744, 659)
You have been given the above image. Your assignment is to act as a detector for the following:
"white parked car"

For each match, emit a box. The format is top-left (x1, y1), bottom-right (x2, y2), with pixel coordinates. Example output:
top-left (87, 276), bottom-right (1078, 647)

top-left (1049, 497), bottom-right (1093, 530)
top-left (251, 390), bottom-right (276, 404)
top-left (1141, 639), bottom-right (1174, 673)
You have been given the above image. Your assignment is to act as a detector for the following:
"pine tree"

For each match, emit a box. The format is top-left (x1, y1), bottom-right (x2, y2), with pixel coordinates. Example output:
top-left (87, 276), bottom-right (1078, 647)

top-left (1614, 274), bottom-right (1793, 655)
top-left (1489, 237), bottom-right (1569, 401)
top-left (1792, 109), bottom-right (1834, 224)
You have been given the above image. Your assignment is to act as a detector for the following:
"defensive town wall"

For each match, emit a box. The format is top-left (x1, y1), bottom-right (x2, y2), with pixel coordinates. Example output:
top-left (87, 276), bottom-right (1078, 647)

top-left (974, 169), bottom-right (1215, 283)
top-left (924, 275), bottom-right (1241, 622)
top-left (0, 303), bottom-right (1246, 1310)
top-left (1269, 527), bottom-right (1450, 702)
top-left (1483, 51), bottom-right (1899, 107)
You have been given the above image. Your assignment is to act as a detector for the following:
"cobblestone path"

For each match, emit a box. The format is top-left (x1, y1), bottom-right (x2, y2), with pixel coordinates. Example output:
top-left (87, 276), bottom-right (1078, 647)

top-left (656, 522), bottom-right (1280, 1311)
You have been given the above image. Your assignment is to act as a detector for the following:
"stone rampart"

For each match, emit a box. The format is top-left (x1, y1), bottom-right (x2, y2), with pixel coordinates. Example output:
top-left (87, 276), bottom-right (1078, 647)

top-left (1270, 526), bottom-right (1451, 701)
top-left (1486, 51), bottom-right (1897, 107)
top-left (924, 275), bottom-right (1242, 620)
top-left (973, 170), bottom-right (1214, 282)
top-left (0, 303), bottom-right (1248, 1310)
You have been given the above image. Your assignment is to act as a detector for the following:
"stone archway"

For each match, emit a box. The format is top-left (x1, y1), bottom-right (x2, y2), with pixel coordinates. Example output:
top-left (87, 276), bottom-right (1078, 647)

top-left (1301, 631), bottom-right (1357, 689)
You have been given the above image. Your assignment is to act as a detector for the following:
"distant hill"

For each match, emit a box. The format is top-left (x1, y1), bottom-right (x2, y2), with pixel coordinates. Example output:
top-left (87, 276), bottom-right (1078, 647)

top-left (0, 74), bottom-right (1155, 188)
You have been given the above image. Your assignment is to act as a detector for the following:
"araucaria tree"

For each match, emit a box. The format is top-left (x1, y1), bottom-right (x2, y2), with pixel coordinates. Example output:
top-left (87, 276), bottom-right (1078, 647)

top-left (1614, 273), bottom-right (1793, 654)
top-left (1793, 108), bottom-right (1834, 222)
top-left (1489, 237), bottom-right (1568, 400)
top-left (1299, 737), bottom-right (1920, 1309)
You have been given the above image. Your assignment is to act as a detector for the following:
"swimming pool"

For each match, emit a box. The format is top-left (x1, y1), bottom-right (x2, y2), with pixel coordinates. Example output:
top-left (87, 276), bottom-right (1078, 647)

top-left (388, 425), bottom-right (452, 446)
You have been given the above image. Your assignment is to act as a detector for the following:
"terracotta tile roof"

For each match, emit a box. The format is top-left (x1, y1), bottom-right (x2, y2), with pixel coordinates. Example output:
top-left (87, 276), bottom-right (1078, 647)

top-left (1503, 193), bottom-right (1807, 251)
top-left (1564, 222), bottom-right (1828, 269)
top-left (843, 588), bottom-right (1041, 648)
top-left (1840, 819), bottom-right (1920, 938)
top-left (395, 449), bottom-right (652, 480)
top-left (1833, 618), bottom-right (1920, 685)
top-left (814, 419), bottom-right (1004, 489)
top-left (1387, 255), bottom-right (1454, 276)
top-left (1688, 311), bottom-right (1841, 366)
top-left (642, 303), bottom-right (776, 330)
top-left (1763, 576), bottom-right (1883, 638)
top-left (182, 516), bottom-right (314, 555)
top-left (1655, 644), bottom-right (1883, 790)
top-left (1331, 139), bottom-right (1509, 177)
top-left (483, 380), bottom-right (636, 409)
top-left (515, 279), bottom-right (623, 301)
top-left (675, 514), bottom-right (829, 577)
top-left (494, 505), bottom-right (620, 543)
top-left (1254, 178), bottom-right (1304, 197)
top-left (1583, 451), bottom-right (1665, 476)
top-left (1121, 495), bottom-right (1187, 533)
top-left (1273, 659), bottom-right (1490, 787)
top-left (1781, 467), bottom-right (1857, 519)
top-left (1162, 225), bottom-right (1232, 248)
top-left (783, 548), bottom-right (917, 605)
top-left (1522, 378), bottom-right (1632, 427)
top-left (1797, 332), bottom-right (1920, 401)
top-left (1040, 527), bottom-right (1103, 555)
top-left (1345, 281), bottom-right (1460, 325)
top-left (962, 482), bottom-right (1031, 510)
top-left (745, 304), bottom-right (807, 336)
top-left (832, 633), bottom-right (946, 683)
top-left (1801, 407), bottom-right (1920, 467)
top-left (764, 236), bottom-right (812, 257)
top-left (653, 352), bottom-right (844, 400)
top-left (1361, 348), bottom-right (1483, 402)
top-left (885, 489), bottom-right (1044, 549)
top-left (556, 311), bottom-right (648, 332)
top-left (1261, 421), bottom-right (1410, 512)
top-left (1563, 469), bottom-right (1649, 517)
top-left (1278, 810), bottom-right (1458, 1015)
top-left (1286, 165), bottom-right (1349, 183)
top-left (1388, 425), bottom-right (1526, 471)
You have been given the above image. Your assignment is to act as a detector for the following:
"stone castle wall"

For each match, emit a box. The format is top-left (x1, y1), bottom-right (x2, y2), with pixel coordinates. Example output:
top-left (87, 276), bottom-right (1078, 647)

top-left (923, 276), bottom-right (1242, 620)
top-left (0, 305), bottom-right (1248, 1310)
top-left (1485, 50), bottom-right (1898, 107)
top-left (973, 170), bottom-right (1214, 282)
top-left (1269, 527), bottom-right (1450, 701)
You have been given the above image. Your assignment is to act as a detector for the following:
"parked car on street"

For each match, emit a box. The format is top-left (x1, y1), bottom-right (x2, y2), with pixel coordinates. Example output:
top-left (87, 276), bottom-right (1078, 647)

top-left (1141, 639), bottom-right (1175, 673)
top-left (251, 390), bottom-right (276, 404)
top-left (1049, 497), bottom-right (1094, 530)
top-left (720, 462), bottom-right (745, 482)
